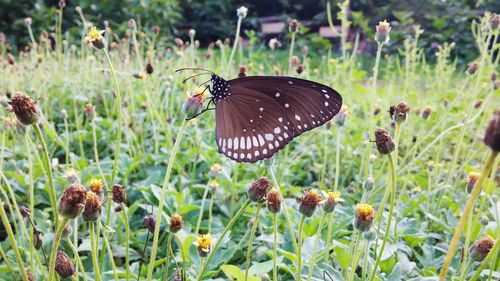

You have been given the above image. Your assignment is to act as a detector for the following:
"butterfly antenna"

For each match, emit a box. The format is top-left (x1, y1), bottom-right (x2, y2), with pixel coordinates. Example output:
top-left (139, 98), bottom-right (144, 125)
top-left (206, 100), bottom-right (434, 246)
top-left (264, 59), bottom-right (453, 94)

top-left (175, 67), bottom-right (215, 75)
top-left (182, 72), bottom-right (211, 84)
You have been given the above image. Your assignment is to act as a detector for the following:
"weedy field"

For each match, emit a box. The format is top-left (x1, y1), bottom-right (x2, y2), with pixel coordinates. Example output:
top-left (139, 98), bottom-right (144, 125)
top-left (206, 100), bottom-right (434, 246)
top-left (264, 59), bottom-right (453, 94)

top-left (0, 4), bottom-right (499, 281)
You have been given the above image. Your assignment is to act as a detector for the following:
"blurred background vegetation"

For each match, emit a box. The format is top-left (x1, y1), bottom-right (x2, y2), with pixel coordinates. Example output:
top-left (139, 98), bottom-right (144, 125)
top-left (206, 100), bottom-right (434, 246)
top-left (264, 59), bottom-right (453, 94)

top-left (1, 0), bottom-right (499, 63)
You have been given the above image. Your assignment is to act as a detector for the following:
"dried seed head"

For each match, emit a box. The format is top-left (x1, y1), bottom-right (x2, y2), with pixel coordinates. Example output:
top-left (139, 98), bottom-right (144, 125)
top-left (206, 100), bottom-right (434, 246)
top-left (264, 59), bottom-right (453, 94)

top-left (467, 62), bottom-right (479, 75)
top-left (112, 184), bottom-right (126, 203)
top-left (58, 184), bottom-right (86, 219)
top-left (375, 20), bottom-right (391, 44)
top-left (20, 206), bottom-right (31, 218)
top-left (88, 178), bottom-right (104, 196)
top-left (375, 128), bottom-right (395, 155)
top-left (82, 191), bottom-right (102, 222)
top-left (55, 250), bottom-right (75, 278)
top-left (143, 215), bottom-right (156, 233)
top-left (469, 235), bottom-right (494, 262)
top-left (484, 110), bottom-right (500, 151)
top-left (421, 107), bottom-right (432, 120)
top-left (299, 189), bottom-right (322, 217)
top-left (24, 17), bottom-right (32, 26)
top-left (237, 6), bottom-right (248, 18)
top-left (194, 234), bottom-right (212, 257)
top-left (169, 214), bottom-right (184, 233)
top-left (183, 94), bottom-right (205, 119)
top-left (248, 177), bottom-right (271, 202)
top-left (323, 191), bottom-right (341, 213)
top-left (354, 203), bottom-right (375, 232)
top-left (188, 29), bottom-right (196, 38)
top-left (266, 188), bottom-right (282, 214)
top-left (389, 102), bottom-right (410, 123)
top-left (466, 172), bottom-right (480, 194)
top-left (9, 92), bottom-right (41, 126)
top-left (146, 62), bottom-right (154, 75)
top-left (289, 19), bottom-right (299, 33)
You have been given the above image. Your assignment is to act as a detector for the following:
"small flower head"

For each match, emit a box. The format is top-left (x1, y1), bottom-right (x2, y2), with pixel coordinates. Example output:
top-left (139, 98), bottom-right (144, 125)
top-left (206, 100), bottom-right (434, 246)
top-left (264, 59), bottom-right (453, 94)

top-left (24, 17), bottom-right (32, 26)
top-left (111, 184), bottom-right (126, 204)
top-left (152, 25), bottom-right (160, 35)
top-left (210, 163), bottom-right (222, 177)
top-left (389, 102), bottom-right (410, 123)
top-left (467, 62), bottom-right (479, 75)
top-left (145, 62), bottom-right (154, 75)
top-left (375, 128), bottom-right (395, 155)
top-left (9, 92), bottom-right (41, 126)
top-left (88, 178), bottom-right (104, 196)
top-left (484, 110), bottom-right (500, 151)
top-left (169, 213), bottom-right (184, 233)
top-left (237, 6), bottom-right (248, 18)
top-left (363, 177), bottom-right (374, 190)
top-left (248, 177), bottom-right (271, 202)
top-left (421, 107), bottom-right (432, 120)
top-left (469, 235), bottom-right (494, 262)
top-left (296, 64), bottom-right (305, 74)
top-left (299, 189), bottom-right (322, 217)
top-left (84, 26), bottom-right (106, 50)
top-left (266, 188), bottom-right (282, 213)
top-left (209, 180), bottom-right (219, 191)
top-left (268, 38), bottom-right (281, 50)
top-left (82, 191), bottom-right (102, 222)
top-left (289, 19), bottom-right (299, 33)
top-left (290, 55), bottom-right (300, 68)
top-left (20, 206), bottom-right (31, 218)
top-left (427, 160), bottom-right (435, 172)
top-left (466, 172), bottom-right (480, 194)
top-left (354, 203), bottom-right (375, 232)
top-left (375, 20), bottom-right (391, 44)
top-left (195, 234), bottom-right (212, 257)
top-left (183, 94), bottom-right (205, 119)
top-left (55, 250), bottom-right (76, 278)
top-left (334, 105), bottom-right (349, 126)
top-left (58, 184), bottom-right (86, 219)
top-left (188, 29), bottom-right (196, 38)
top-left (238, 65), bottom-right (247, 77)
top-left (143, 215), bottom-right (156, 233)
top-left (323, 191), bottom-right (341, 213)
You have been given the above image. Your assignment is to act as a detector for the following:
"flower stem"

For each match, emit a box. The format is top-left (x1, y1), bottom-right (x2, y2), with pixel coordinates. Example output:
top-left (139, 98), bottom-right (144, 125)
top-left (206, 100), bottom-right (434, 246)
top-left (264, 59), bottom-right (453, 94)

top-left (161, 233), bottom-right (173, 281)
top-left (439, 150), bottom-right (498, 280)
top-left (369, 153), bottom-right (396, 281)
top-left (348, 231), bottom-right (362, 281)
top-left (297, 215), bottom-right (306, 281)
top-left (307, 212), bottom-right (327, 281)
top-left (324, 212), bottom-right (335, 264)
top-left (0, 201), bottom-right (29, 281)
top-left (334, 128), bottom-right (342, 191)
top-left (288, 32), bottom-right (296, 74)
top-left (89, 222), bottom-right (102, 281)
top-left (146, 120), bottom-right (187, 281)
top-left (245, 203), bottom-right (262, 280)
top-left (459, 258), bottom-right (473, 281)
top-left (197, 200), bottom-right (251, 281)
top-left (121, 203), bottom-right (130, 281)
top-left (33, 123), bottom-right (58, 224)
top-left (273, 213), bottom-right (279, 281)
top-left (47, 217), bottom-right (69, 281)
top-left (226, 16), bottom-right (243, 74)
top-left (65, 238), bottom-right (88, 281)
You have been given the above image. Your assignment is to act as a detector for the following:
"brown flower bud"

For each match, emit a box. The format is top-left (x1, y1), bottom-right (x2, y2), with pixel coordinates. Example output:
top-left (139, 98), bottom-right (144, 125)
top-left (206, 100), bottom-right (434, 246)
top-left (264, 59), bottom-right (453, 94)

top-left (9, 92), bottom-right (41, 126)
top-left (20, 206), bottom-right (31, 218)
top-left (55, 250), bottom-right (75, 278)
top-left (354, 203), bottom-right (375, 232)
top-left (58, 184), bottom-right (86, 219)
top-left (466, 172), bottom-right (480, 194)
top-left (82, 191), bottom-right (102, 222)
top-left (143, 215), bottom-right (156, 233)
top-left (289, 19), bottom-right (299, 33)
top-left (469, 235), bottom-right (494, 262)
top-left (375, 128), bottom-right (395, 155)
top-left (183, 94), bottom-right (205, 119)
top-left (299, 189), bottom-right (321, 217)
top-left (152, 25), bottom-right (160, 35)
top-left (248, 177), bottom-right (271, 202)
top-left (323, 191), bottom-right (341, 213)
top-left (491, 71), bottom-right (497, 82)
top-left (62, 222), bottom-right (72, 238)
top-left (7, 53), bottom-right (15, 65)
top-left (373, 107), bottom-right (381, 115)
top-left (112, 184), bottom-right (127, 203)
top-left (389, 102), bottom-right (410, 123)
top-left (169, 214), bottom-right (184, 233)
top-left (484, 110), bottom-right (500, 151)
top-left (467, 63), bottom-right (479, 75)
top-left (266, 188), bottom-right (282, 214)
top-left (421, 107), bottom-right (432, 120)
top-left (25, 270), bottom-right (35, 281)
top-left (146, 62), bottom-right (154, 75)
top-left (375, 20), bottom-right (391, 44)
top-left (474, 100), bottom-right (483, 109)
top-left (88, 178), bottom-right (104, 196)
top-left (296, 64), bottom-right (305, 74)
top-left (238, 65), bottom-right (247, 77)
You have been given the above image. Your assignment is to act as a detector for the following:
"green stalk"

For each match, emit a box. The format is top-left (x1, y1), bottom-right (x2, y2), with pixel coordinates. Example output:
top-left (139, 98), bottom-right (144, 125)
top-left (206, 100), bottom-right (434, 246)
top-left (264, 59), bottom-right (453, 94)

top-left (369, 153), bottom-right (396, 281)
top-left (195, 185), bottom-right (210, 234)
top-left (65, 238), bottom-right (88, 281)
top-left (439, 150), bottom-right (498, 280)
top-left (33, 123), bottom-right (58, 224)
top-left (307, 212), bottom-right (327, 281)
top-left (288, 32), bottom-right (296, 74)
top-left (146, 120), bottom-right (188, 281)
top-left (197, 200), bottom-right (251, 281)
top-left (334, 128), bottom-right (342, 191)
top-left (324, 213), bottom-right (335, 263)
top-left (273, 213), bottom-right (279, 281)
top-left (121, 203), bottom-right (130, 281)
top-left (297, 215), bottom-right (306, 281)
top-left (47, 217), bottom-right (69, 281)
top-left (459, 258), bottom-right (473, 281)
top-left (348, 231), bottom-right (363, 281)
top-left (173, 235), bottom-right (187, 281)
top-left (0, 201), bottom-right (29, 281)
top-left (161, 233), bottom-right (174, 281)
top-left (89, 222), bottom-right (102, 281)
top-left (245, 203), bottom-right (262, 280)
top-left (459, 211), bottom-right (474, 279)
top-left (226, 15), bottom-right (243, 74)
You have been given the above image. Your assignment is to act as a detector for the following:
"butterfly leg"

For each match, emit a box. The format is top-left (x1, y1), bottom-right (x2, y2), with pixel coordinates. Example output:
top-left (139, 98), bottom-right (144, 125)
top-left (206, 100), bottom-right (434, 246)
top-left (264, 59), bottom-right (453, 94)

top-left (185, 98), bottom-right (215, 120)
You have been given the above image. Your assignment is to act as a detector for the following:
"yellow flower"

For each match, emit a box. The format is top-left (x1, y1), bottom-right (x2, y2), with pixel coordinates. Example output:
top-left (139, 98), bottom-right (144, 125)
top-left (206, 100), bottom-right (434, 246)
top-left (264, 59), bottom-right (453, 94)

top-left (195, 234), bottom-right (212, 256)
top-left (209, 180), bottom-right (219, 190)
top-left (327, 191), bottom-right (341, 202)
top-left (412, 186), bottom-right (422, 193)
top-left (324, 191), bottom-right (341, 213)
top-left (354, 203), bottom-right (375, 232)
top-left (89, 178), bottom-right (104, 195)
top-left (84, 26), bottom-right (106, 49)
top-left (356, 203), bottom-right (375, 219)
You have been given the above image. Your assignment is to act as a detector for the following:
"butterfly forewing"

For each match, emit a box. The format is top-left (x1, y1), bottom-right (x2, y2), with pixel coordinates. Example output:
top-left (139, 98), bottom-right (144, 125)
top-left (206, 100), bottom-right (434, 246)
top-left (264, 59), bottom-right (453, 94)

top-left (214, 76), bottom-right (342, 163)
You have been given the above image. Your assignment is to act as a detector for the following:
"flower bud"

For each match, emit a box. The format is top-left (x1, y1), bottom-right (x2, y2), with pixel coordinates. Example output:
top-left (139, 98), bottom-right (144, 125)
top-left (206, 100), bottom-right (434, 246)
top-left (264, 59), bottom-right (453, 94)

top-left (290, 56), bottom-right (300, 68)
top-left (323, 191), bottom-right (341, 213)
top-left (195, 234), bottom-right (212, 257)
top-left (248, 177), bottom-right (271, 202)
top-left (469, 235), bottom-right (494, 262)
top-left (25, 270), bottom-right (35, 281)
top-left (354, 203), bottom-right (375, 232)
top-left (237, 6), bottom-right (248, 18)
top-left (389, 102), bottom-right (410, 123)
top-left (289, 19), bottom-right (299, 33)
top-left (484, 110), bottom-right (500, 151)
top-left (491, 71), bottom-right (497, 82)
top-left (82, 191), bottom-right (102, 222)
top-left (266, 188), bottom-right (282, 214)
top-left (152, 25), bottom-right (160, 35)
top-left (183, 94), bottom-right (205, 119)
top-left (363, 177), bottom-right (374, 190)
top-left (363, 229), bottom-right (376, 241)
top-left (20, 206), bottom-right (31, 218)
top-left (88, 178), bottom-right (104, 196)
top-left (268, 38), bottom-right (281, 50)
top-left (375, 128), bottom-right (395, 155)
top-left (112, 184), bottom-right (127, 203)
top-left (188, 29), bottom-right (196, 38)
top-left (480, 217), bottom-right (489, 226)
top-left (296, 64), bottom-right (305, 74)
top-left (84, 26), bottom-right (107, 50)
top-left (466, 172), bottom-right (480, 194)
top-left (9, 92), bottom-right (41, 126)
top-left (467, 63), bottom-right (479, 75)
top-left (210, 163), bottom-right (222, 177)
top-left (421, 107), bottom-right (432, 120)
top-left (62, 222), bottom-right (72, 238)
top-left (427, 160), bottom-right (435, 172)
top-left (7, 53), bottom-right (15, 65)
top-left (58, 184), bottom-right (86, 219)
top-left (143, 215), bottom-right (156, 233)
top-left (209, 180), bottom-right (219, 191)
top-left (238, 65), bottom-right (247, 77)
top-left (375, 20), bottom-right (391, 44)
top-left (146, 62), bottom-right (154, 75)
top-left (373, 107), bottom-right (381, 115)
top-left (299, 189), bottom-right (321, 217)
top-left (55, 250), bottom-right (75, 278)
top-left (169, 214), bottom-right (184, 233)
top-left (334, 105), bottom-right (348, 126)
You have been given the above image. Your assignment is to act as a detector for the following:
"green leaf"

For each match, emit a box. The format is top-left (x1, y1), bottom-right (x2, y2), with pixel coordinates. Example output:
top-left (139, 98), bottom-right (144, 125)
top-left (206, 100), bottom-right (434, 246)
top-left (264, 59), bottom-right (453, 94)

top-left (221, 265), bottom-right (261, 281)
top-left (386, 263), bottom-right (402, 281)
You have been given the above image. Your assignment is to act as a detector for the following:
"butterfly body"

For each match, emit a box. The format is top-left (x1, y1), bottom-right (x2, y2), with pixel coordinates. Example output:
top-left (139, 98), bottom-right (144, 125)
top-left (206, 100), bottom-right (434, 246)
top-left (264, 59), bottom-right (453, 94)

top-left (206, 74), bottom-right (342, 163)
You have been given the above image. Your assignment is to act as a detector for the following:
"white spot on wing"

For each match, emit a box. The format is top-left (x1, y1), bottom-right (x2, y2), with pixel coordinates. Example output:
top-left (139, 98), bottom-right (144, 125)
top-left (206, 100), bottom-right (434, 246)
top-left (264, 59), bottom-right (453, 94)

top-left (274, 127), bottom-right (281, 134)
top-left (228, 138), bottom-right (233, 149)
top-left (258, 135), bottom-right (265, 146)
top-left (265, 134), bottom-right (274, 141)
top-left (278, 117), bottom-right (283, 122)
top-left (252, 136), bottom-right (258, 147)
top-left (240, 137), bottom-right (246, 149)
top-left (285, 103), bottom-right (290, 108)
top-left (234, 138), bottom-right (239, 150)
top-left (275, 92), bottom-right (280, 97)
top-left (295, 114), bottom-right (301, 121)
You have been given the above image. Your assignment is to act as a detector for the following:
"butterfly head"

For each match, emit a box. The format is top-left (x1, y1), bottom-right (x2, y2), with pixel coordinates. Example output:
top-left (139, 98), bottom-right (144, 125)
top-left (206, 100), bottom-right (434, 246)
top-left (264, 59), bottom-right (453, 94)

top-left (210, 74), bottom-right (230, 102)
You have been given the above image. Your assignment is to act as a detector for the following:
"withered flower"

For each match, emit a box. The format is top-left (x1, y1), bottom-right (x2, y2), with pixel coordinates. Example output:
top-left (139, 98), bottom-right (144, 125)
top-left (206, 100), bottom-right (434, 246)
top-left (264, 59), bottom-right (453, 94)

top-left (169, 214), bottom-right (184, 233)
top-left (389, 102), bottom-right (410, 123)
top-left (58, 184), bottom-right (86, 219)
top-left (484, 110), bottom-right (500, 151)
top-left (248, 177), bottom-right (271, 202)
top-left (82, 191), bottom-right (102, 222)
top-left (143, 215), bottom-right (156, 233)
top-left (299, 189), bottom-right (321, 217)
top-left (9, 92), bottom-right (41, 126)
top-left (55, 250), bottom-right (75, 278)
top-left (112, 184), bottom-right (126, 203)
top-left (469, 235), bottom-right (494, 262)
top-left (375, 128), bottom-right (395, 155)
top-left (266, 188), bottom-right (282, 214)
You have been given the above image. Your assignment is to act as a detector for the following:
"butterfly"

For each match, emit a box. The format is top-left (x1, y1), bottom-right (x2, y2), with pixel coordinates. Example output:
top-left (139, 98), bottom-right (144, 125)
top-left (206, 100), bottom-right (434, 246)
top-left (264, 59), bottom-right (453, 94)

top-left (177, 68), bottom-right (343, 163)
